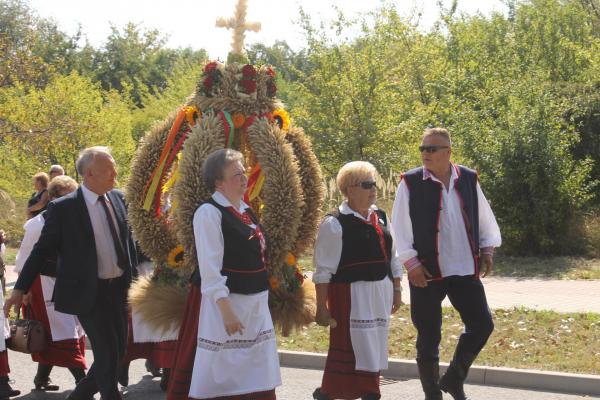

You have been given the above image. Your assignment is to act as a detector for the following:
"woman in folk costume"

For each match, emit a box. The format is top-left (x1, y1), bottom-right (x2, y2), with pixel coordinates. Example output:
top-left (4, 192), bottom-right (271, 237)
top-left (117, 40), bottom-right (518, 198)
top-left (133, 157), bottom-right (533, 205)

top-left (186, 148), bottom-right (280, 399)
top-left (0, 231), bottom-right (20, 400)
top-left (14, 176), bottom-right (87, 391)
top-left (312, 161), bottom-right (403, 400)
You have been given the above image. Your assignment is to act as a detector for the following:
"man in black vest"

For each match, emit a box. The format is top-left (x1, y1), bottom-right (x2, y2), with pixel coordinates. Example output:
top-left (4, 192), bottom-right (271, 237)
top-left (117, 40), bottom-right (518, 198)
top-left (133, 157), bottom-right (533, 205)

top-left (5, 146), bottom-right (137, 400)
top-left (391, 128), bottom-right (501, 400)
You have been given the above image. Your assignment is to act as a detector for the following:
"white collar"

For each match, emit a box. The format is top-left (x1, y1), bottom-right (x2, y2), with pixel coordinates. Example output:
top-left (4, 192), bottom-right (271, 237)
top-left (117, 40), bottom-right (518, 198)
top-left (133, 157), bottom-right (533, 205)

top-left (81, 184), bottom-right (106, 206)
top-left (212, 191), bottom-right (250, 213)
top-left (339, 201), bottom-right (378, 222)
top-left (423, 163), bottom-right (459, 182)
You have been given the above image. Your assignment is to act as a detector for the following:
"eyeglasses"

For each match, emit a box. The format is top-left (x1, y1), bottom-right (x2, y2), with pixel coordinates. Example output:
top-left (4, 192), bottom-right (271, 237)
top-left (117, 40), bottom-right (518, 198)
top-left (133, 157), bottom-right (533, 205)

top-left (419, 145), bottom-right (449, 153)
top-left (354, 181), bottom-right (377, 190)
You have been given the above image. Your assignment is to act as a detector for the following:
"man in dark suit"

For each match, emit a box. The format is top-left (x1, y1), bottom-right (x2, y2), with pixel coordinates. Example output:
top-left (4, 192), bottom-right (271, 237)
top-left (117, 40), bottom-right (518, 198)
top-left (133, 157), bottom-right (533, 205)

top-left (5, 146), bottom-right (137, 400)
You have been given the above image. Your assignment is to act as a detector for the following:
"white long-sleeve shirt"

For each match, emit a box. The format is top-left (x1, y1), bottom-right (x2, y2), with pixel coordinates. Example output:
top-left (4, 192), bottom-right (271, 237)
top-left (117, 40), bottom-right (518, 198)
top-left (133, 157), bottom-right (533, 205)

top-left (391, 164), bottom-right (502, 278)
top-left (192, 191), bottom-right (256, 302)
top-left (15, 214), bottom-right (45, 273)
top-left (312, 201), bottom-right (403, 284)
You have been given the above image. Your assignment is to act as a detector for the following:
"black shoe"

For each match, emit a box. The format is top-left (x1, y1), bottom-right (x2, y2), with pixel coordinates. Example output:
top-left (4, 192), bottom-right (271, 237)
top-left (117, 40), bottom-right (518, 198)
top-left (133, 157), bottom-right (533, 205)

top-left (312, 387), bottom-right (331, 400)
top-left (361, 394), bottom-right (381, 400)
top-left (145, 360), bottom-right (161, 377)
top-left (159, 368), bottom-right (170, 391)
top-left (117, 362), bottom-right (129, 387)
top-left (34, 376), bottom-right (60, 391)
top-left (417, 359), bottom-right (443, 400)
top-left (439, 352), bottom-right (476, 400)
top-left (0, 378), bottom-right (20, 398)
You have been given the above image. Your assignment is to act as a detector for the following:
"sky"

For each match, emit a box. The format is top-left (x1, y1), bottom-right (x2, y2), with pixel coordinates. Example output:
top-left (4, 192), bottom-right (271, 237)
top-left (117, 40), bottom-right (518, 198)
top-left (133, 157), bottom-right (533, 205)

top-left (28, 0), bottom-right (508, 60)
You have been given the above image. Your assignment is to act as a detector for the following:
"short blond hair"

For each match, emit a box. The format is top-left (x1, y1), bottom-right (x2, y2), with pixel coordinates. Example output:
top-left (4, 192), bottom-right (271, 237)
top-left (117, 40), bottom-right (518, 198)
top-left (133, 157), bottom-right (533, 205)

top-left (336, 161), bottom-right (378, 196)
top-left (48, 176), bottom-right (78, 198)
top-left (33, 172), bottom-right (49, 187)
top-left (423, 127), bottom-right (452, 145)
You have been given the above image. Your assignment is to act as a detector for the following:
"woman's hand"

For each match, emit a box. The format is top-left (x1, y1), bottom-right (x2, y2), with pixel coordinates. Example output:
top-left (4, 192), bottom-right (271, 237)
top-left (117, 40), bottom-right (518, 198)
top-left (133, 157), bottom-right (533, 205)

top-left (216, 297), bottom-right (245, 336)
top-left (315, 306), bottom-right (333, 327)
top-left (391, 290), bottom-right (402, 314)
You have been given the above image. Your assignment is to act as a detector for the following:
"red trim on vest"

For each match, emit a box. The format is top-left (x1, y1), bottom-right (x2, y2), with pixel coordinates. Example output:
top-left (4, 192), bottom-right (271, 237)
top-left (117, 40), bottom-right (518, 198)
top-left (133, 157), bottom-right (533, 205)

top-left (226, 206), bottom-right (267, 267)
top-left (340, 259), bottom-right (388, 269)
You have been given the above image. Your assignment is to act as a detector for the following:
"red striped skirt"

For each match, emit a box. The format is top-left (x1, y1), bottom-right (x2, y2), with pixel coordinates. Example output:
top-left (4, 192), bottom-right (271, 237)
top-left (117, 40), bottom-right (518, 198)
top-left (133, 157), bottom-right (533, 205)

top-left (26, 276), bottom-right (87, 369)
top-left (167, 285), bottom-right (201, 400)
top-left (122, 313), bottom-right (177, 368)
top-left (0, 351), bottom-right (9, 376)
top-left (320, 283), bottom-right (380, 399)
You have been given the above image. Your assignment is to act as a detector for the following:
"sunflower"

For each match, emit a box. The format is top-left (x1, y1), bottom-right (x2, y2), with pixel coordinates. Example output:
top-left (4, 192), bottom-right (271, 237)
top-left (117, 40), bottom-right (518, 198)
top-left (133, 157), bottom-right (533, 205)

top-left (167, 245), bottom-right (185, 269)
top-left (232, 113), bottom-right (246, 129)
top-left (286, 252), bottom-right (296, 266)
top-left (184, 106), bottom-right (200, 127)
top-left (269, 275), bottom-right (279, 290)
top-left (272, 108), bottom-right (290, 131)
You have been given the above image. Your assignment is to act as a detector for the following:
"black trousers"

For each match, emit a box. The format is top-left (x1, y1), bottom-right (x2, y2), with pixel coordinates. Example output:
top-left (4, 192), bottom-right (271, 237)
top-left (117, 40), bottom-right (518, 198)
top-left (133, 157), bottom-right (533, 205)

top-left (409, 275), bottom-right (494, 362)
top-left (75, 277), bottom-right (128, 400)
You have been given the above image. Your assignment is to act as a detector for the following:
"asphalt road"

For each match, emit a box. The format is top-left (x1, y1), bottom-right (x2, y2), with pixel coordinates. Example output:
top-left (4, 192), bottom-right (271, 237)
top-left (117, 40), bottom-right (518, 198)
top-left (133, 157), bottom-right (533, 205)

top-left (4, 350), bottom-right (597, 400)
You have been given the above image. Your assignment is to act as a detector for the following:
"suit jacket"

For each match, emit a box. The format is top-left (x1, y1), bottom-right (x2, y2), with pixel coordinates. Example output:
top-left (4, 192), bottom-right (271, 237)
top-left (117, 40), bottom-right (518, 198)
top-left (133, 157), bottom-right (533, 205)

top-left (15, 186), bottom-right (137, 315)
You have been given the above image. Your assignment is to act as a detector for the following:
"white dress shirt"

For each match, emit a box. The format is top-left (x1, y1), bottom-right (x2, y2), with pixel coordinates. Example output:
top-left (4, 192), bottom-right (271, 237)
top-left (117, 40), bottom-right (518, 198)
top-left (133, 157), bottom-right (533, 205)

top-left (81, 184), bottom-right (123, 279)
top-left (312, 201), bottom-right (403, 284)
top-left (15, 214), bottom-right (45, 273)
top-left (193, 191), bottom-right (255, 302)
top-left (391, 164), bottom-right (502, 277)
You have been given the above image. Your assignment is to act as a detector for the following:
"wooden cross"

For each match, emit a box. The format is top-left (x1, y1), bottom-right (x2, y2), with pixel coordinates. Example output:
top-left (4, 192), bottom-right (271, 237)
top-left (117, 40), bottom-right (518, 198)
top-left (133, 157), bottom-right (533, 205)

top-left (216, 0), bottom-right (261, 55)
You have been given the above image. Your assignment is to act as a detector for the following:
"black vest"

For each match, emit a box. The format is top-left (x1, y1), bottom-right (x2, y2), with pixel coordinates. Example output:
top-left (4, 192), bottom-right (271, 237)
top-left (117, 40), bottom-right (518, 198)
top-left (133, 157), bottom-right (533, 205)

top-left (403, 165), bottom-right (480, 279)
top-left (329, 209), bottom-right (393, 284)
top-left (190, 199), bottom-right (268, 294)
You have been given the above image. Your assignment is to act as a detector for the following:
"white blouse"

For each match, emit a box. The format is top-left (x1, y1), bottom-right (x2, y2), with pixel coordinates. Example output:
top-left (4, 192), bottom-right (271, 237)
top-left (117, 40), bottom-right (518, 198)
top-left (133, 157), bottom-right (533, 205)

top-left (15, 214), bottom-right (45, 273)
top-left (192, 191), bottom-right (256, 302)
top-left (312, 201), bottom-right (403, 284)
top-left (391, 164), bottom-right (502, 278)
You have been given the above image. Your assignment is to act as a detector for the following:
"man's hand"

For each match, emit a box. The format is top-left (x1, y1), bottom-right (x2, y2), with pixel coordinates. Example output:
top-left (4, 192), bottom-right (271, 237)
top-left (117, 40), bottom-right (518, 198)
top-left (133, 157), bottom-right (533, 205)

top-left (407, 265), bottom-right (432, 288)
top-left (22, 292), bottom-right (32, 306)
top-left (480, 254), bottom-right (494, 278)
top-left (4, 289), bottom-right (24, 318)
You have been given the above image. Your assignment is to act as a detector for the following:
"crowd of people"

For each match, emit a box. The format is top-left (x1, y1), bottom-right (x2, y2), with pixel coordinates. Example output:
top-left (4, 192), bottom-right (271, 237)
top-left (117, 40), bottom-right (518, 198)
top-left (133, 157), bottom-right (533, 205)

top-left (1, 126), bottom-right (500, 400)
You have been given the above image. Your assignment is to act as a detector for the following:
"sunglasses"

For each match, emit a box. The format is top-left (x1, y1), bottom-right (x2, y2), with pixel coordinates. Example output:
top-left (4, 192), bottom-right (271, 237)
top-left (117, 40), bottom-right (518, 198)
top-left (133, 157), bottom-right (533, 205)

top-left (419, 145), bottom-right (449, 153)
top-left (355, 181), bottom-right (377, 190)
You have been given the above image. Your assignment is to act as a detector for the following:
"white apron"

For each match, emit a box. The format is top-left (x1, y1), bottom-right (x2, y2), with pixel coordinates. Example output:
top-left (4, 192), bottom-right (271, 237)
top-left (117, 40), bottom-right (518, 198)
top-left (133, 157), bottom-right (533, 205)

top-left (349, 279), bottom-right (393, 372)
top-left (189, 290), bottom-right (281, 398)
top-left (131, 261), bottom-right (179, 343)
top-left (0, 293), bottom-right (9, 351)
top-left (39, 276), bottom-right (85, 341)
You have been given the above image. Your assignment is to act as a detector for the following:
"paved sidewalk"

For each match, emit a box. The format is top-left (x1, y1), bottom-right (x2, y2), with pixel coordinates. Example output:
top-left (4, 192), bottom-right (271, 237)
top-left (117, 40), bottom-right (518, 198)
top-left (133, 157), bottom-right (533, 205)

top-left (5, 350), bottom-right (597, 399)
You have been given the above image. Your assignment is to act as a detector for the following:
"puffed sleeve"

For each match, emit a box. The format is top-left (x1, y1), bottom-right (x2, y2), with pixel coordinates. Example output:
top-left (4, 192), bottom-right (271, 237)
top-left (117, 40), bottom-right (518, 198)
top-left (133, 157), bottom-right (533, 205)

top-left (193, 204), bottom-right (229, 301)
top-left (476, 182), bottom-right (502, 248)
top-left (312, 216), bottom-right (343, 284)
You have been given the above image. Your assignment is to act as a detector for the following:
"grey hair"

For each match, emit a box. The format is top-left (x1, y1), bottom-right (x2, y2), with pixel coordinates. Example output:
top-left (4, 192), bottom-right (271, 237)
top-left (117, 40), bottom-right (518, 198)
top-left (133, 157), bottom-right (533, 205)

top-left (49, 164), bottom-right (64, 175)
top-left (76, 146), bottom-right (113, 176)
top-left (202, 149), bottom-right (244, 192)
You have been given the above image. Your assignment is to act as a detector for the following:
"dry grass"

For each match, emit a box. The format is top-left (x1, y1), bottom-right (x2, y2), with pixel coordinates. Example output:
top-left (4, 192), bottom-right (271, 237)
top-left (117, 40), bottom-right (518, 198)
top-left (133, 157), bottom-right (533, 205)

top-left (278, 306), bottom-right (600, 374)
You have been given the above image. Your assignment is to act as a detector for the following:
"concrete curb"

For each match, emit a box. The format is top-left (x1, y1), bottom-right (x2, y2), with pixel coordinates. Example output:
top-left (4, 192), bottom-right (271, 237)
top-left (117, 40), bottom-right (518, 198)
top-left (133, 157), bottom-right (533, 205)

top-left (279, 350), bottom-right (600, 397)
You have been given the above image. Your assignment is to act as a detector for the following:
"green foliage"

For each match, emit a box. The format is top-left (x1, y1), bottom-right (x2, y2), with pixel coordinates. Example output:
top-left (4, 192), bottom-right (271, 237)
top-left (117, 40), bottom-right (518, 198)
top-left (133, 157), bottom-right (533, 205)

top-left (0, 72), bottom-right (135, 191)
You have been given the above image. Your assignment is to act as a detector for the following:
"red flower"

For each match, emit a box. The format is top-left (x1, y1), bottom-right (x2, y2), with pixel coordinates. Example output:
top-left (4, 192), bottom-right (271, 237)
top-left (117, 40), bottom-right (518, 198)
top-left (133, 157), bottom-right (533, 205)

top-left (203, 75), bottom-right (213, 89)
top-left (239, 79), bottom-right (257, 93)
top-left (241, 64), bottom-right (257, 77)
top-left (204, 61), bottom-right (218, 73)
top-left (266, 67), bottom-right (276, 78)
